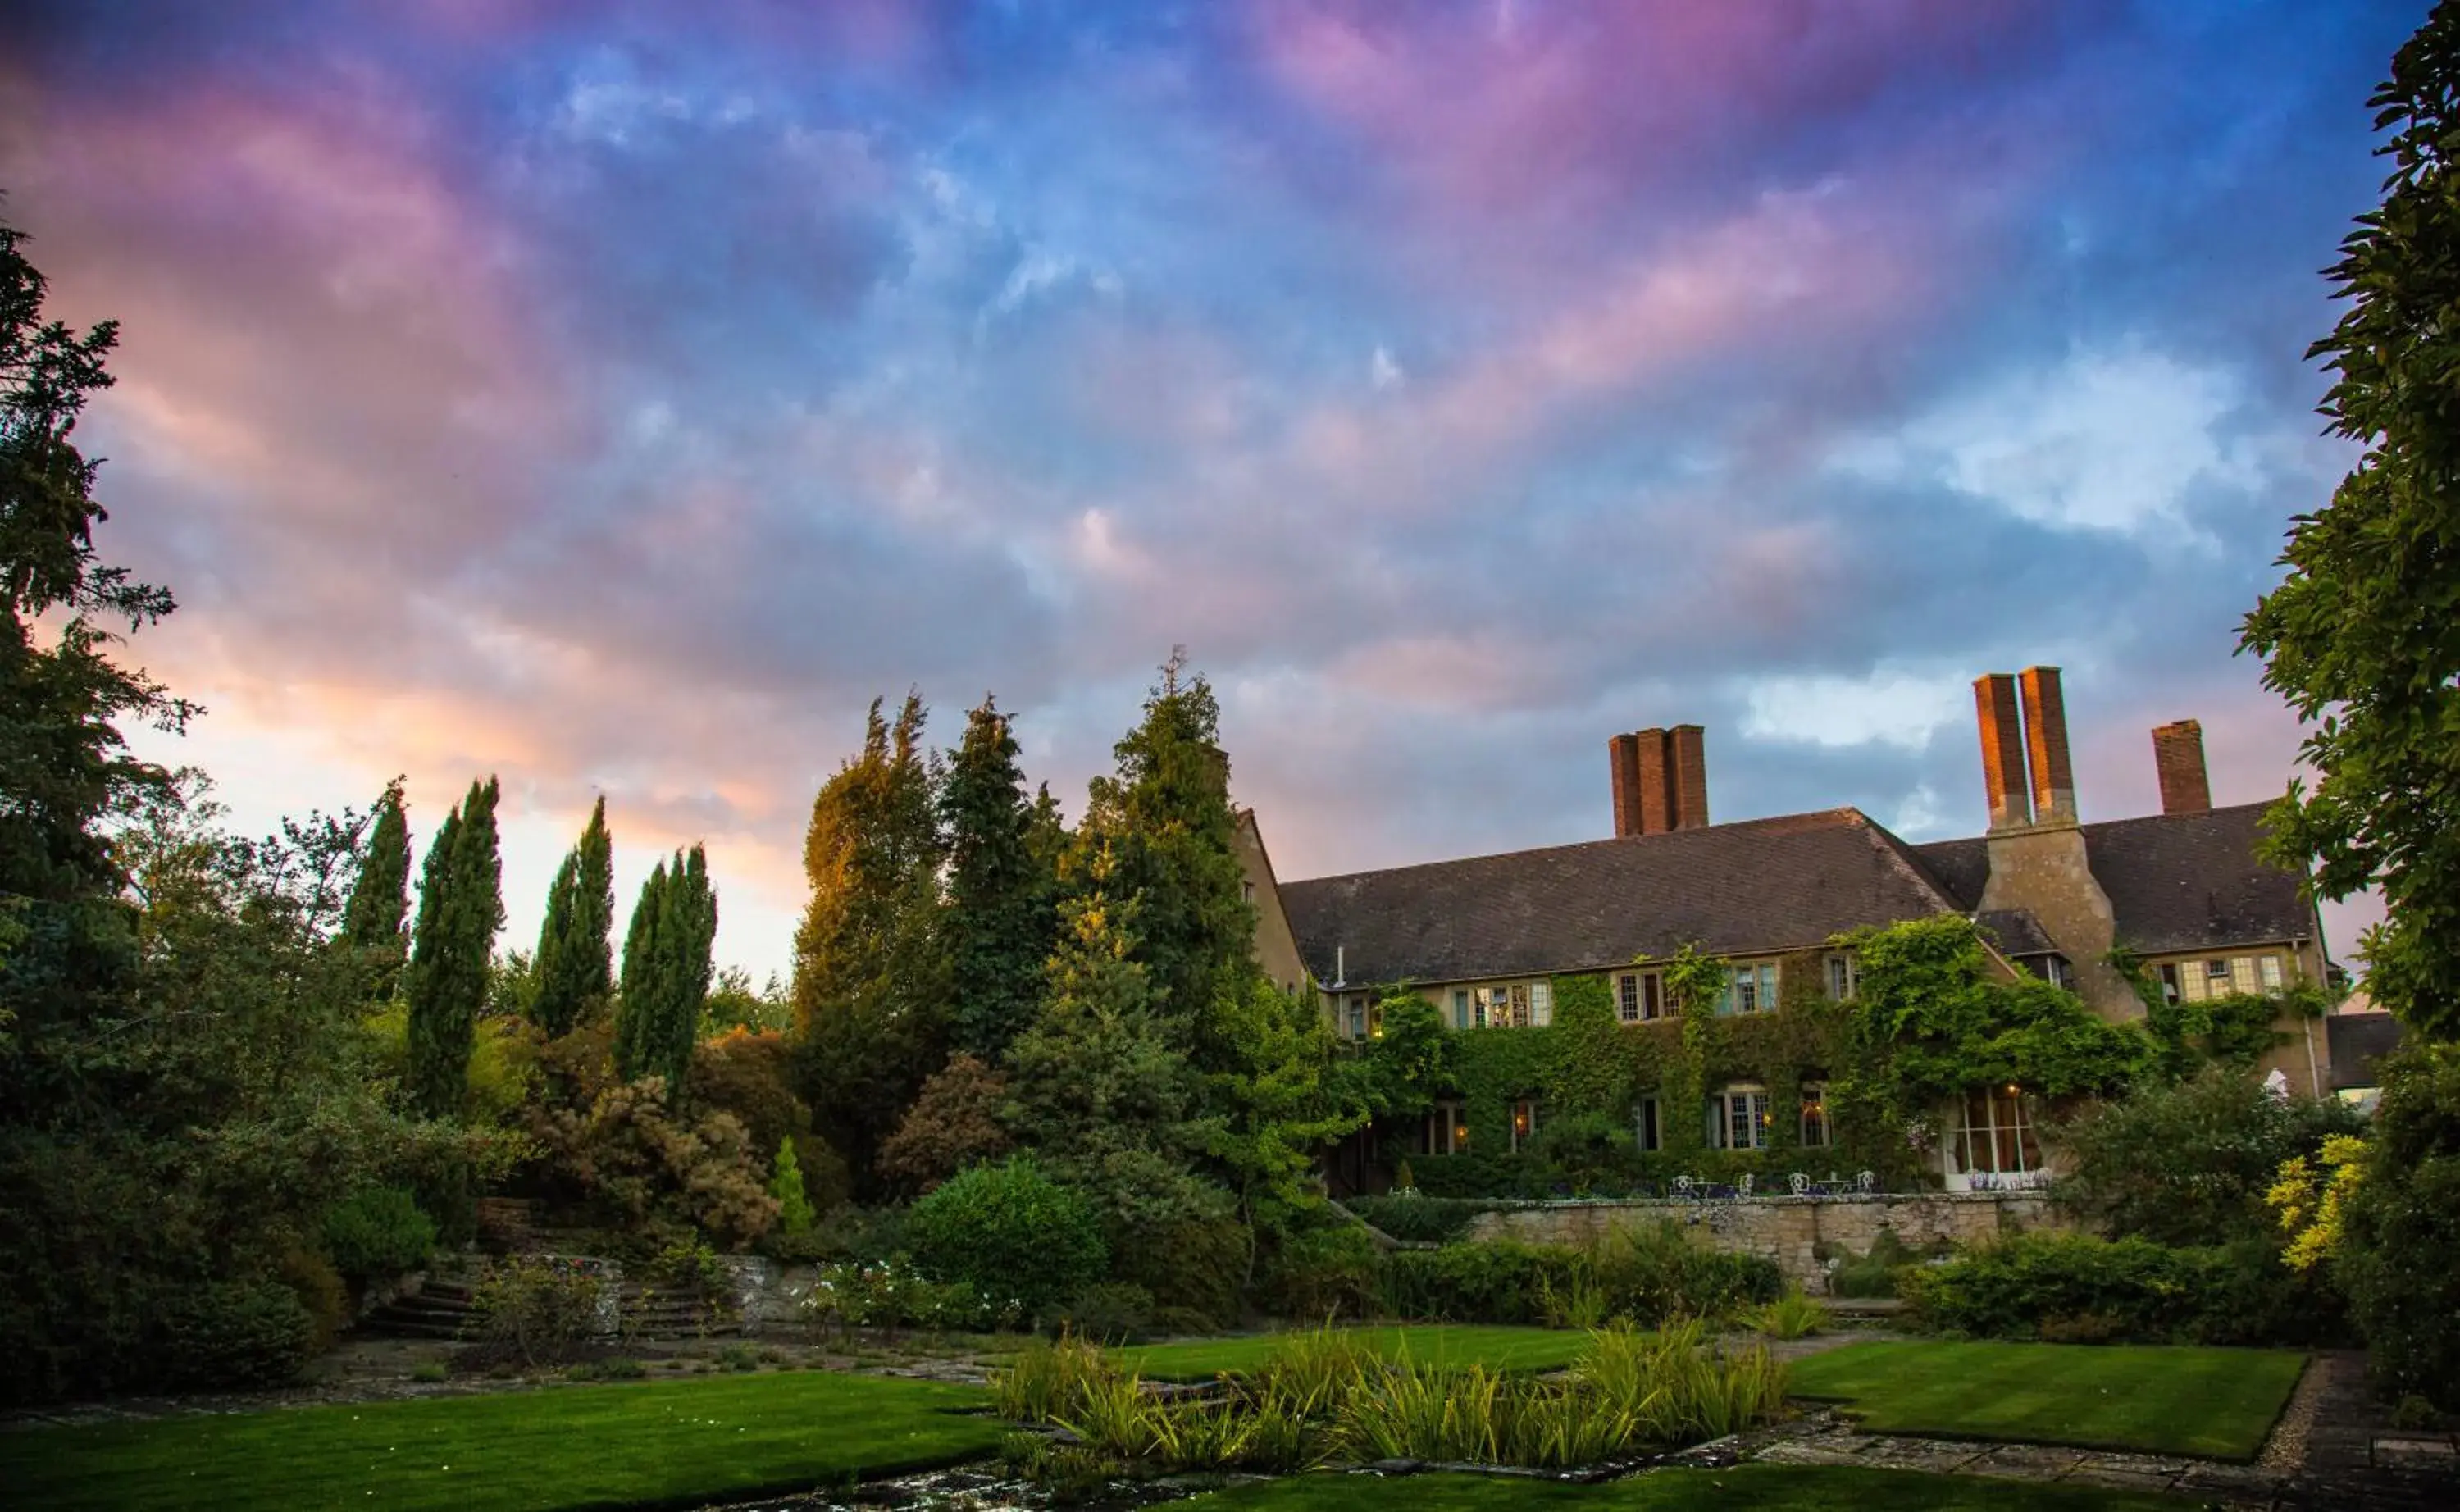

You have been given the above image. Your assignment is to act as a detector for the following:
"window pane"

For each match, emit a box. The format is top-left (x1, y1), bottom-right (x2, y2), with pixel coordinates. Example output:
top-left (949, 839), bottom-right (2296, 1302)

top-left (1510, 983), bottom-right (1531, 1028)
top-left (1453, 990), bottom-right (1471, 1029)
top-left (1618, 975), bottom-right (1638, 1022)
top-left (1530, 981), bottom-right (1552, 1027)
top-left (1642, 974), bottom-right (1661, 1018)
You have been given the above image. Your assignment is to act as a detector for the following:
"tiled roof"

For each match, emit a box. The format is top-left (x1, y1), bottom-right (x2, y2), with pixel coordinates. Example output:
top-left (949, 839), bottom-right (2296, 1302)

top-left (1912, 802), bottom-right (2313, 954)
top-left (1975, 909), bottom-right (2057, 958)
top-left (1279, 808), bottom-right (1963, 986)
top-left (2080, 803), bottom-right (2316, 954)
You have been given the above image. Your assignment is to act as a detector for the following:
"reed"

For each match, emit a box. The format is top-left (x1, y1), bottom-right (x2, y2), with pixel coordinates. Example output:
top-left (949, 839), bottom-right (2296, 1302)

top-left (1746, 1286), bottom-right (1833, 1341)
top-left (991, 1333), bottom-right (1119, 1424)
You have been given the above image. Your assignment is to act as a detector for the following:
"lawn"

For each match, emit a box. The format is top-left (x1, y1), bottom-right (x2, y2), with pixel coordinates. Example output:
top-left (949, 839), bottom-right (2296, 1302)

top-left (1184, 1466), bottom-right (2198, 1511)
top-left (1118, 1324), bottom-right (1589, 1380)
top-left (1788, 1341), bottom-right (2307, 1460)
top-left (0, 1369), bottom-right (1002, 1512)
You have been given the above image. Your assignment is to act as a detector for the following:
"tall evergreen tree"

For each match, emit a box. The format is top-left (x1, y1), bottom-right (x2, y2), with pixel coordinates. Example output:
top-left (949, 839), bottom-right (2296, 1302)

top-left (1071, 651), bottom-right (1255, 1068)
top-left (615, 845), bottom-right (716, 1095)
top-left (792, 694), bottom-right (952, 1187)
top-left (531, 795), bottom-right (613, 1036)
top-left (941, 696), bottom-right (1059, 1061)
top-left (403, 776), bottom-right (503, 1118)
top-left (339, 776), bottom-right (411, 998)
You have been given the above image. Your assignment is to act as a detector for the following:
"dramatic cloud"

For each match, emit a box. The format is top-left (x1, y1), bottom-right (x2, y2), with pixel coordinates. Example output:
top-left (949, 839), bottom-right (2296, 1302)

top-left (0, 0), bottom-right (2414, 973)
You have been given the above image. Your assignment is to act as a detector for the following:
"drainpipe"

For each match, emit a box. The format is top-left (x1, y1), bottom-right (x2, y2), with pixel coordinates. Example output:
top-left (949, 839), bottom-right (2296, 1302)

top-left (2303, 1015), bottom-right (2321, 1100)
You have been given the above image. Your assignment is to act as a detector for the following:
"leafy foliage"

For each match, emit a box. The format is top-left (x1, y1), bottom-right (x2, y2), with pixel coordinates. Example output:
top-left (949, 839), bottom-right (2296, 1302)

top-left (321, 1187), bottom-right (437, 1282)
top-left (531, 1080), bottom-right (777, 1250)
top-left (903, 1154), bottom-right (1108, 1315)
top-left (2055, 1067), bottom-right (2364, 1246)
top-left (878, 1052), bottom-right (1014, 1191)
top-left (2268, 1133), bottom-right (2367, 1273)
top-left (470, 1256), bottom-right (611, 1366)
top-left (768, 1136), bottom-right (818, 1238)
top-left (2335, 1043), bottom-right (2460, 1406)
top-left (1902, 1231), bottom-right (2335, 1346)
top-left (2240, 2), bottom-right (2460, 1036)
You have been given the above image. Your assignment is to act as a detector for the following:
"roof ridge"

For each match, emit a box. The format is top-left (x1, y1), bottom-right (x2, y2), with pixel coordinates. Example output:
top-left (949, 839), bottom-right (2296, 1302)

top-left (1281, 806), bottom-right (1873, 890)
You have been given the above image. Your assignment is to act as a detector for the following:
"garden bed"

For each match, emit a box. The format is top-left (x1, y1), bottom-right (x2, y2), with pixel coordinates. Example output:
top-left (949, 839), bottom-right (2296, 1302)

top-left (1116, 1326), bottom-right (1592, 1382)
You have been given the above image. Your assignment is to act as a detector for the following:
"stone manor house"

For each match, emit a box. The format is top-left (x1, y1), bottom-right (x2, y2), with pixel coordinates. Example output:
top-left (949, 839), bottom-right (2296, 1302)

top-left (1228, 667), bottom-right (2356, 1192)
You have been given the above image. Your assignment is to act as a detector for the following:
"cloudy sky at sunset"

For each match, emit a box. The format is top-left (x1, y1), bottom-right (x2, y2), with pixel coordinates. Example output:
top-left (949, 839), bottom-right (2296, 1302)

top-left (1, 0), bottom-right (2416, 979)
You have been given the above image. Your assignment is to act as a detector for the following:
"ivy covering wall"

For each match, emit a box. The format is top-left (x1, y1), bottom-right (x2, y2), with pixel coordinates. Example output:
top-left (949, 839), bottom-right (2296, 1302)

top-left (1366, 917), bottom-right (2162, 1198)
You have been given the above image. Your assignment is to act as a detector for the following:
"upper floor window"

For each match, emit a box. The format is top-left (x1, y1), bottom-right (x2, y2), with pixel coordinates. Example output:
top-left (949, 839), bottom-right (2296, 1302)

top-left (1723, 963), bottom-right (1779, 1015)
top-left (1615, 970), bottom-right (1665, 1023)
top-left (1706, 1083), bottom-right (1771, 1150)
top-left (1824, 953), bottom-right (1858, 1001)
top-left (1342, 994), bottom-right (1380, 1040)
top-left (1451, 989), bottom-right (1472, 1030)
top-left (1473, 980), bottom-right (1552, 1028)
top-left (2258, 955), bottom-right (2284, 993)
top-left (2167, 953), bottom-right (2289, 1004)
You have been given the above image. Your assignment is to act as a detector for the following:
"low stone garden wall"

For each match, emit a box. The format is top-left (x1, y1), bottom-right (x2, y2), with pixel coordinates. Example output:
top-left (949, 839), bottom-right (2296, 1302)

top-left (1462, 1191), bottom-right (2077, 1294)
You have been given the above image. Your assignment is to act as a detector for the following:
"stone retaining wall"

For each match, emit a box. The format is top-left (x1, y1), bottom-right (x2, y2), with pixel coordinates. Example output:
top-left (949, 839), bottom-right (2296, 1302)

top-left (1462, 1193), bottom-right (2077, 1293)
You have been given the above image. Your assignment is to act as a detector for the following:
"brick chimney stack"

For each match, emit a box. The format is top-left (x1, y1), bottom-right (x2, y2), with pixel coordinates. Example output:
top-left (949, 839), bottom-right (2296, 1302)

top-left (1974, 673), bottom-right (2032, 831)
top-left (1609, 733), bottom-right (1644, 838)
top-left (1609, 726), bottom-right (1711, 836)
top-left (2152, 720), bottom-right (2212, 814)
top-left (2019, 666), bottom-right (2076, 824)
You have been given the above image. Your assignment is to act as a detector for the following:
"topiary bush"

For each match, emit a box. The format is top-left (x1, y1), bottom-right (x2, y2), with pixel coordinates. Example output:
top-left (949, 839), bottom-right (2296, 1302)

top-left (903, 1154), bottom-right (1106, 1318)
top-left (161, 1280), bottom-right (317, 1391)
top-left (321, 1186), bottom-right (437, 1282)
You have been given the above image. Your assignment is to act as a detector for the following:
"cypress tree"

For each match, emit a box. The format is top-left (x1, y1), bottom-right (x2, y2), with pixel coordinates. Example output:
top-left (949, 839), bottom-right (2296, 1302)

top-left (616, 858), bottom-right (669, 1085)
top-left (941, 697), bottom-right (1057, 1061)
top-left (403, 776), bottom-right (503, 1118)
top-left (340, 776), bottom-right (412, 998)
top-left (532, 796), bottom-right (613, 1036)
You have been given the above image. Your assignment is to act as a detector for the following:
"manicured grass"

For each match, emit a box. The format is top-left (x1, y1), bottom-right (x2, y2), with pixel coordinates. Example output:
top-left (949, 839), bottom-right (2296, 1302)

top-left (1788, 1341), bottom-right (2306, 1460)
top-left (1184, 1466), bottom-right (2198, 1511)
top-left (0, 1369), bottom-right (1001, 1512)
top-left (1118, 1324), bottom-right (1589, 1380)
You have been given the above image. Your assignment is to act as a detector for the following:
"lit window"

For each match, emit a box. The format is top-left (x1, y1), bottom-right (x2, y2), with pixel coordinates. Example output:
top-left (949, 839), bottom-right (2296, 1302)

top-left (1706, 1084), bottom-right (1770, 1150)
top-left (1475, 982), bottom-right (1538, 1028)
top-left (2157, 963), bottom-right (2182, 1004)
top-left (1422, 1100), bottom-right (1466, 1156)
top-left (1510, 1099), bottom-right (1541, 1153)
top-left (1345, 995), bottom-right (1369, 1039)
top-left (1529, 980), bottom-right (1553, 1027)
top-left (1724, 963), bottom-right (1779, 1015)
top-left (1954, 1087), bottom-right (2040, 1177)
top-left (1800, 1082), bottom-right (1830, 1148)
top-left (1634, 1097), bottom-right (1661, 1152)
top-left (1824, 954), bottom-right (1858, 1001)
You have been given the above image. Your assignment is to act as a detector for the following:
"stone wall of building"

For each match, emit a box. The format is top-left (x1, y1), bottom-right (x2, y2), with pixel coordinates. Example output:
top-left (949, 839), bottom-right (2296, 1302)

top-left (1462, 1192), bottom-right (2078, 1294)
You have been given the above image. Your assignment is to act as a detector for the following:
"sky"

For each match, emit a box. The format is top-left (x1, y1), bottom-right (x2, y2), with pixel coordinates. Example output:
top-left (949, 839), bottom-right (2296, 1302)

top-left (0, 0), bottom-right (2416, 982)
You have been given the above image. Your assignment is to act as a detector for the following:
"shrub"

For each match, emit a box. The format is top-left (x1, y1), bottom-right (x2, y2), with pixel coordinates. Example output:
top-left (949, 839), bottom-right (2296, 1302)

top-left (684, 1029), bottom-right (810, 1161)
top-left (993, 1333), bottom-right (1122, 1423)
top-left (1903, 1231), bottom-right (2335, 1346)
top-left (1822, 1227), bottom-right (1929, 1298)
top-left (1256, 1220), bottom-right (1381, 1319)
top-left (768, 1137), bottom-right (818, 1239)
top-left (1378, 1240), bottom-right (1576, 1323)
top-left (1117, 1214), bottom-right (1246, 1328)
top-left (2336, 1044), bottom-right (2460, 1409)
top-left (1343, 1195), bottom-right (1494, 1245)
top-left (801, 1259), bottom-right (1010, 1338)
top-left (1043, 1282), bottom-right (1153, 1343)
top-left (321, 1187), bottom-right (436, 1282)
top-left (278, 1246), bottom-right (352, 1351)
top-left (162, 1281), bottom-right (316, 1391)
top-left (877, 1054), bottom-right (1014, 1192)
top-left (531, 1081), bottom-right (780, 1250)
top-left (647, 1239), bottom-right (739, 1332)
top-left (2057, 1068), bottom-right (2363, 1246)
top-left (904, 1155), bottom-right (1106, 1317)
top-left (470, 1256), bottom-right (613, 1364)
top-left (1590, 1223), bottom-right (1782, 1321)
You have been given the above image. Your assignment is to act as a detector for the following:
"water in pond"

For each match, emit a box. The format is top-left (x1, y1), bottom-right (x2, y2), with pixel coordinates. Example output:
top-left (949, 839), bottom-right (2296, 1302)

top-left (703, 1464), bottom-right (1258, 1512)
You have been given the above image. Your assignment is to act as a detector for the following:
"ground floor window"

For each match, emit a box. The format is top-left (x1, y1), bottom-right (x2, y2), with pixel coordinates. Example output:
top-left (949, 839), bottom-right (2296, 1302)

top-left (1953, 1087), bottom-right (2039, 1176)
top-left (1634, 1097), bottom-right (1660, 1152)
top-left (1706, 1084), bottom-right (1770, 1150)
top-left (1799, 1082), bottom-right (1830, 1147)
top-left (1510, 1099), bottom-right (1542, 1153)
top-left (1421, 1100), bottom-right (1467, 1156)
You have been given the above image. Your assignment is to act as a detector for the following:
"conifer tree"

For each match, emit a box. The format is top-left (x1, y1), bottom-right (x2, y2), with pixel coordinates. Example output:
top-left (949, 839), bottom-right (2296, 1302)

top-left (339, 776), bottom-right (412, 998)
top-left (403, 776), bottom-right (503, 1118)
top-left (941, 696), bottom-right (1058, 1061)
top-left (792, 695), bottom-right (952, 1186)
top-left (616, 845), bottom-right (716, 1095)
top-left (531, 796), bottom-right (613, 1036)
top-left (616, 858), bottom-right (669, 1085)
top-left (1071, 651), bottom-right (1255, 1068)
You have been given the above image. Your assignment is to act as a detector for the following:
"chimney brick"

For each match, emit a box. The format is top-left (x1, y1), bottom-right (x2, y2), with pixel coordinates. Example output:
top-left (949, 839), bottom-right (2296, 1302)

top-left (1670, 724), bottom-right (1711, 830)
top-left (2019, 666), bottom-right (2076, 823)
top-left (2152, 720), bottom-right (2212, 815)
top-left (1609, 732), bottom-right (1644, 838)
top-left (1633, 728), bottom-right (1672, 835)
top-left (1975, 673), bottom-right (2032, 830)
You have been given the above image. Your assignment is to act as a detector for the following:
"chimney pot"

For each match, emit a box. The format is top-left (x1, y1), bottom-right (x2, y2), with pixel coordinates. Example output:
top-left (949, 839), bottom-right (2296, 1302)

top-left (2152, 720), bottom-right (2212, 814)
top-left (2018, 666), bottom-right (2077, 824)
top-left (1975, 673), bottom-right (2032, 830)
top-left (1669, 724), bottom-right (1710, 829)
top-left (1609, 733), bottom-right (1644, 838)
